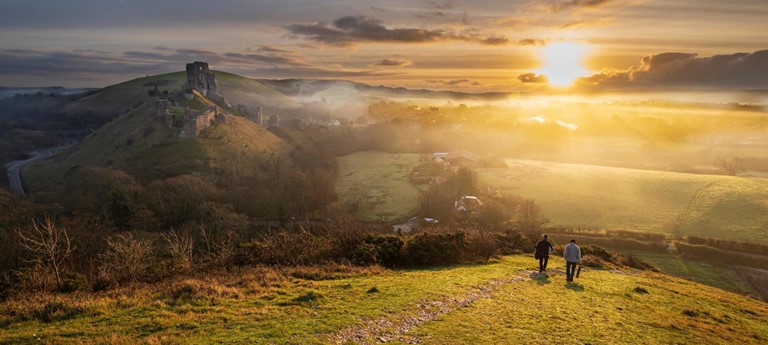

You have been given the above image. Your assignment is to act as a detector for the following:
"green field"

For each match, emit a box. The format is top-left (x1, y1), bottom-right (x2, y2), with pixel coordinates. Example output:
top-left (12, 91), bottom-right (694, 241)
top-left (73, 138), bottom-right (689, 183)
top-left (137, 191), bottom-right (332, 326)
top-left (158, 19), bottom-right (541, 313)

top-left (2, 256), bottom-right (766, 344)
top-left (336, 151), bottom-right (421, 222)
top-left (481, 160), bottom-right (768, 244)
top-left (633, 252), bottom-right (757, 295)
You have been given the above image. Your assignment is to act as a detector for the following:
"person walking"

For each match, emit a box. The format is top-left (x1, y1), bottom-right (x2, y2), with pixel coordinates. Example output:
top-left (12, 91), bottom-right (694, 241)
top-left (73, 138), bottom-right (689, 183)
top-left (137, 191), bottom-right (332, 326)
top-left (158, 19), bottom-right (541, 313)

top-left (564, 239), bottom-right (581, 282)
top-left (535, 234), bottom-right (553, 274)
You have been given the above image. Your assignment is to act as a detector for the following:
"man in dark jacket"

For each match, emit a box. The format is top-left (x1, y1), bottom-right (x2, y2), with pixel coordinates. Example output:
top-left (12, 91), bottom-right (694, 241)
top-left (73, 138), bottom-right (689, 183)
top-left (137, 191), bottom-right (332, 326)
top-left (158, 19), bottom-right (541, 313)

top-left (535, 234), bottom-right (553, 273)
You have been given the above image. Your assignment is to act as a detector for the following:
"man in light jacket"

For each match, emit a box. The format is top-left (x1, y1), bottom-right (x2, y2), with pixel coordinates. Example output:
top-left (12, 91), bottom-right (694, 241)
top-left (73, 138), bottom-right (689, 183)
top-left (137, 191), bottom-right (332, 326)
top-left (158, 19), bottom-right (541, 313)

top-left (563, 239), bottom-right (581, 282)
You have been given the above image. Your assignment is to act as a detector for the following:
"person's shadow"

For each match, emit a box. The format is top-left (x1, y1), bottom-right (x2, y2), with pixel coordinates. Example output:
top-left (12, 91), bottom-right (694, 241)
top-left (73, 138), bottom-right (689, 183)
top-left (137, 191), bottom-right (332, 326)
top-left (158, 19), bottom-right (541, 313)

top-left (529, 271), bottom-right (551, 286)
top-left (564, 282), bottom-right (585, 292)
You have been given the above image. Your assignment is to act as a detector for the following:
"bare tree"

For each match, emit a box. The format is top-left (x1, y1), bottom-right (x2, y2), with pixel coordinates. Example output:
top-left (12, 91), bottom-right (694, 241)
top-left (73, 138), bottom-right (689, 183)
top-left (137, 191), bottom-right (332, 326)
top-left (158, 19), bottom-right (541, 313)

top-left (15, 215), bottom-right (75, 290)
top-left (719, 157), bottom-right (745, 176)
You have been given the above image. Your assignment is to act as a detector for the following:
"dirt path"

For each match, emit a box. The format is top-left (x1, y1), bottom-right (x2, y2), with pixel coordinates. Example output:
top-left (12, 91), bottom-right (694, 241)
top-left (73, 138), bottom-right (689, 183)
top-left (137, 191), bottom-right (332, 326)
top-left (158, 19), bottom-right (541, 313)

top-left (330, 271), bottom-right (533, 344)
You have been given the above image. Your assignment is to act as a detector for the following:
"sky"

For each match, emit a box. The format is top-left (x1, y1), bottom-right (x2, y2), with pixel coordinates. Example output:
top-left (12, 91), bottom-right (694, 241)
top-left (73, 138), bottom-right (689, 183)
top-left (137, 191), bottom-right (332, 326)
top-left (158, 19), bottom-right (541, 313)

top-left (1, 0), bottom-right (767, 91)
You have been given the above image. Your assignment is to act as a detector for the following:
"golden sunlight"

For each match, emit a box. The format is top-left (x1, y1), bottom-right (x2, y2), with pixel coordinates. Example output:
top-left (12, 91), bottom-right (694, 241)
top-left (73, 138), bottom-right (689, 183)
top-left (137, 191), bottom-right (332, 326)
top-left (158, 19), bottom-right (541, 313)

top-left (537, 42), bottom-right (590, 87)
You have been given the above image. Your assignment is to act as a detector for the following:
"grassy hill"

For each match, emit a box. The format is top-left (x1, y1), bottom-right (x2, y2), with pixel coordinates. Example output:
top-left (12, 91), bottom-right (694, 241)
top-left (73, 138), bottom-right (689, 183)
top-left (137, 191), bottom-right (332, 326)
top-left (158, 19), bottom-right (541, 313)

top-left (481, 159), bottom-right (768, 244)
top-left (336, 152), bottom-right (768, 243)
top-left (23, 91), bottom-right (291, 195)
top-left (63, 71), bottom-right (297, 118)
top-left (1, 255), bottom-right (765, 344)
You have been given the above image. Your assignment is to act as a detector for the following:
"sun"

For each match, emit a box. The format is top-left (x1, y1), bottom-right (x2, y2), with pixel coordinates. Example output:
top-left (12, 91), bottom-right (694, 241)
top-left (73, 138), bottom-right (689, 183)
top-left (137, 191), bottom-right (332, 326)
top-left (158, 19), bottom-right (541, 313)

top-left (536, 42), bottom-right (590, 87)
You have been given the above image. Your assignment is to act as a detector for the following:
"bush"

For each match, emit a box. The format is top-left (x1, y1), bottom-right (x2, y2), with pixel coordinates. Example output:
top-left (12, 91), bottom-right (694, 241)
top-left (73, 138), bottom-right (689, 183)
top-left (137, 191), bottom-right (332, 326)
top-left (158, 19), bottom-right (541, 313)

top-left (358, 234), bottom-right (405, 267)
top-left (96, 234), bottom-right (155, 287)
top-left (494, 229), bottom-right (529, 255)
top-left (59, 273), bottom-right (89, 293)
top-left (467, 230), bottom-right (500, 262)
top-left (405, 231), bottom-right (467, 266)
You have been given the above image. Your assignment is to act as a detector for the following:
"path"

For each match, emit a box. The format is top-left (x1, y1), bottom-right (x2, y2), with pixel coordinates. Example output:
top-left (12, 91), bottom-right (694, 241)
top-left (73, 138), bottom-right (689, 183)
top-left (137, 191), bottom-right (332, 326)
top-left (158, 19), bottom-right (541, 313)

top-left (330, 270), bottom-right (533, 344)
top-left (3, 146), bottom-right (69, 197)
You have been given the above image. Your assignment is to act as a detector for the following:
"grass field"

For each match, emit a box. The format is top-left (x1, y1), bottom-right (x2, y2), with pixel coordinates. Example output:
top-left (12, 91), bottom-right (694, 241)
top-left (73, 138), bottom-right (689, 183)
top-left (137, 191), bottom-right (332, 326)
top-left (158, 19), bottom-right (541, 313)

top-left (2, 256), bottom-right (766, 344)
top-left (336, 151), bottom-right (421, 222)
top-left (633, 251), bottom-right (756, 296)
top-left (480, 159), bottom-right (768, 244)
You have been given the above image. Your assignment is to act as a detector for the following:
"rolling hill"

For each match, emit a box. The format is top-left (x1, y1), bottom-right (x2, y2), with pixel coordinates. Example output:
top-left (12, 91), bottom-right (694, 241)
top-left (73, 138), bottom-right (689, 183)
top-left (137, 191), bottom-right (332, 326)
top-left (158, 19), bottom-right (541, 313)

top-left (482, 159), bottom-right (768, 244)
top-left (1, 255), bottom-right (765, 344)
top-left (22, 85), bottom-right (293, 197)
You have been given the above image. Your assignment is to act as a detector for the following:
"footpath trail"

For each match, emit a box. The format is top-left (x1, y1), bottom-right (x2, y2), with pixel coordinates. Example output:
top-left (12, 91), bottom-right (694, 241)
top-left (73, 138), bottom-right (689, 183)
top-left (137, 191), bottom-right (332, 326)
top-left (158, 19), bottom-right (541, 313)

top-left (331, 271), bottom-right (532, 344)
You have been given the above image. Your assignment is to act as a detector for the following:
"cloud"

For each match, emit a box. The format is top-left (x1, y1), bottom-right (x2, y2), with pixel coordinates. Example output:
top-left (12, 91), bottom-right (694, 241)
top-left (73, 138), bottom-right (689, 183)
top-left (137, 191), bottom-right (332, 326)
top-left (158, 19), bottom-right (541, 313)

top-left (576, 49), bottom-right (768, 89)
top-left (518, 39), bottom-right (547, 46)
top-left (481, 36), bottom-right (511, 46)
top-left (286, 15), bottom-right (508, 47)
top-left (373, 59), bottom-right (412, 67)
top-left (0, 47), bottom-right (395, 84)
top-left (557, 18), bottom-right (613, 29)
top-left (550, 0), bottom-right (613, 13)
top-left (425, 79), bottom-right (482, 86)
top-left (518, 73), bottom-right (548, 83)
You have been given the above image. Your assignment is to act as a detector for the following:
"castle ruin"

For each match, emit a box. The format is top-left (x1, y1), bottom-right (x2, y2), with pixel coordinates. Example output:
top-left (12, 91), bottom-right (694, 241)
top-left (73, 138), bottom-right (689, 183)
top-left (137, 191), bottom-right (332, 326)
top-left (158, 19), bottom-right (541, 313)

top-left (186, 61), bottom-right (217, 97)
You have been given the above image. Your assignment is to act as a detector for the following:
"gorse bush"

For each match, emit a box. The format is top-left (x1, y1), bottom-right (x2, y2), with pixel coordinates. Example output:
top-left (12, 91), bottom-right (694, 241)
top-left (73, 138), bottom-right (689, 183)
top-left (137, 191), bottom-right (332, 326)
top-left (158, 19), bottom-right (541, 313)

top-left (404, 231), bottom-right (468, 266)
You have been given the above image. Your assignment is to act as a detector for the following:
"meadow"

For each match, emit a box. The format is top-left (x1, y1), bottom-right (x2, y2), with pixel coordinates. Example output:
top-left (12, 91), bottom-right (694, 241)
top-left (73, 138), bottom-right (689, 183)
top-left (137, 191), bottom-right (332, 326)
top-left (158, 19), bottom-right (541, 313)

top-left (1, 256), bottom-right (766, 344)
top-left (481, 159), bottom-right (768, 244)
top-left (336, 151), bottom-right (421, 222)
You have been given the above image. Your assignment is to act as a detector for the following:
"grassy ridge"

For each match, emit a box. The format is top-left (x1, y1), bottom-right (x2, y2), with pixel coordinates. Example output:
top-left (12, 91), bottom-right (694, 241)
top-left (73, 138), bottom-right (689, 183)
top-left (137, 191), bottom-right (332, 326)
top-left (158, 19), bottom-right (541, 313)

top-left (415, 259), bottom-right (767, 344)
top-left (480, 159), bottom-right (768, 243)
top-left (336, 151), bottom-right (421, 222)
top-left (1, 256), bottom-right (766, 344)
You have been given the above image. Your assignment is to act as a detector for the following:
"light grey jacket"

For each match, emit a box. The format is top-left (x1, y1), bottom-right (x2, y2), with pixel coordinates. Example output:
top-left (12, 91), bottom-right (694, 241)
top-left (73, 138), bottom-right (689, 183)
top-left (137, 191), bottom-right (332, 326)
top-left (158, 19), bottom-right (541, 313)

top-left (564, 243), bottom-right (581, 263)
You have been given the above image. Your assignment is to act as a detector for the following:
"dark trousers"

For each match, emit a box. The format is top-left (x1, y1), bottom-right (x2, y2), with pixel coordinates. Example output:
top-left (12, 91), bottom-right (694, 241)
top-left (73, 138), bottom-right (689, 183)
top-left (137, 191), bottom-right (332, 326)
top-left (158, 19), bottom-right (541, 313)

top-left (538, 256), bottom-right (549, 272)
top-left (566, 261), bottom-right (578, 281)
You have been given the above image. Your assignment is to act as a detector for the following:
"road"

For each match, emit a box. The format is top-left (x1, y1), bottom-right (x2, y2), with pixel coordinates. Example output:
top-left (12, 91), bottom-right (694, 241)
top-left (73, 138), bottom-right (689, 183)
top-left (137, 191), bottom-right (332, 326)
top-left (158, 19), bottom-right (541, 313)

top-left (3, 146), bottom-right (69, 197)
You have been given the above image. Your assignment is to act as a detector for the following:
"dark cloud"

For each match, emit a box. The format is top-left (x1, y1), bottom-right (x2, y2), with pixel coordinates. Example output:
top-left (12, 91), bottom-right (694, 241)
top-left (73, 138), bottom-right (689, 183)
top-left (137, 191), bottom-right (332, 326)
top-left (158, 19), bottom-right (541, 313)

top-left (550, 0), bottom-right (612, 13)
top-left (518, 39), bottom-right (547, 46)
top-left (423, 79), bottom-right (481, 86)
top-left (370, 6), bottom-right (386, 12)
top-left (373, 59), bottom-right (412, 67)
top-left (286, 15), bottom-right (507, 46)
top-left (446, 79), bottom-right (471, 85)
top-left (0, 47), bottom-right (394, 85)
top-left (481, 36), bottom-right (511, 46)
top-left (517, 72), bottom-right (548, 83)
top-left (576, 49), bottom-right (768, 89)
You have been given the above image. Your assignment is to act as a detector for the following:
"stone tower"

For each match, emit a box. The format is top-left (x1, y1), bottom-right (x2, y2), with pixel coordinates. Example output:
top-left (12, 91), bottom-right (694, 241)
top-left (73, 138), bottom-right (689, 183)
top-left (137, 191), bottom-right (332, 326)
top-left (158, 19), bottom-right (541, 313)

top-left (186, 61), bottom-right (217, 97)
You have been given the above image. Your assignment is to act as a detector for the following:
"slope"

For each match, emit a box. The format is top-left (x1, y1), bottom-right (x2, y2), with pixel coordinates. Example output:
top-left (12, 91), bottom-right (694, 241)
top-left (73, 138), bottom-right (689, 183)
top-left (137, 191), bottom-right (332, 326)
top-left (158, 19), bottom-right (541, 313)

top-left (481, 159), bottom-right (768, 244)
top-left (22, 90), bottom-right (291, 195)
top-left (0, 256), bottom-right (765, 344)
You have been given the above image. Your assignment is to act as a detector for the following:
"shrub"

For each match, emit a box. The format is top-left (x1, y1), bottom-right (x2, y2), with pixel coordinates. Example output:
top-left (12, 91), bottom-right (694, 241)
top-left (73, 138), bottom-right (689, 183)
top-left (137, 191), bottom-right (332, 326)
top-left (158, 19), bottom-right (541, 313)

top-left (163, 229), bottom-right (194, 273)
top-left (59, 273), bottom-right (89, 293)
top-left (467, 230), bottom-right (500, 262)
top-left (494, 229), bottom-right (528, 255)
top-left (405, 231), bottom-right (467, 266)
top-left (359, 234), bottom-right (405, 267)
top-left (97, 234), bottom-right (154, 287)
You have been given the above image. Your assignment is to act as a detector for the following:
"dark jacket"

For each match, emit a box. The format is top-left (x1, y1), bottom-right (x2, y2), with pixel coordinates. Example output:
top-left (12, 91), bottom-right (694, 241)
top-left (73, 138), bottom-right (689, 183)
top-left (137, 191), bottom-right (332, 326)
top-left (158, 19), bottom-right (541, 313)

top-left (535, 240), bottom-right (553, 258)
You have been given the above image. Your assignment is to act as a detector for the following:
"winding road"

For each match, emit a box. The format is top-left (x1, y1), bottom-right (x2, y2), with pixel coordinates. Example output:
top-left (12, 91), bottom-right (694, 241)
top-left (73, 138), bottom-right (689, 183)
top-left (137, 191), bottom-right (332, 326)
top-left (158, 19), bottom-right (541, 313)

top-left (3, 146), bottom-right (68, 197)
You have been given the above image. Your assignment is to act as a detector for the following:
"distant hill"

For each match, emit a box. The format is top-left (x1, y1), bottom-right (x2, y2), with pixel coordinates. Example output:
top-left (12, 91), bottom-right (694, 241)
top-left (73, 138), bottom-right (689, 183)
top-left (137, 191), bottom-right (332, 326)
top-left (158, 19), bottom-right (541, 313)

top-left (23, 89), bottom-right (292, 197)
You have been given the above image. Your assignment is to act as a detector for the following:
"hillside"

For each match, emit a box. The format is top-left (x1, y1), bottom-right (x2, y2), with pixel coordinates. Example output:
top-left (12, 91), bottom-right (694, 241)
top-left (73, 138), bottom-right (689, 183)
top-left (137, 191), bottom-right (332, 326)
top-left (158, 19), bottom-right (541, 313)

top-left (63, 71), bottom-right (298, 119)
top-left (23, 91), bottom-right (292, 195)
top-left (481, 159), bottom-right (768, 244)
top-left (1, 255), bottom-right (765, 344)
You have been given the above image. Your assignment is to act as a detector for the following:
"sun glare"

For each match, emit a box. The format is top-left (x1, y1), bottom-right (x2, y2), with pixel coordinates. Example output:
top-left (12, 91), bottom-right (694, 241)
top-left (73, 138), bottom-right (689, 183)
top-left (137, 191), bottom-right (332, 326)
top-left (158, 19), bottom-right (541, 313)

top-left (537, 42), bottom-right (590, 87)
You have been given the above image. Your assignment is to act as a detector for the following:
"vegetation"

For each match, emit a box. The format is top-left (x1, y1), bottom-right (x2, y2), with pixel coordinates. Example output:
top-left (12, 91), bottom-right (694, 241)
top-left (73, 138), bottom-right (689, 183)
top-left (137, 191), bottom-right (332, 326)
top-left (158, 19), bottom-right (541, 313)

top-left (336, 152), bottom-right (421, 222)
top-left (1, 256), bottom-right (766, 344)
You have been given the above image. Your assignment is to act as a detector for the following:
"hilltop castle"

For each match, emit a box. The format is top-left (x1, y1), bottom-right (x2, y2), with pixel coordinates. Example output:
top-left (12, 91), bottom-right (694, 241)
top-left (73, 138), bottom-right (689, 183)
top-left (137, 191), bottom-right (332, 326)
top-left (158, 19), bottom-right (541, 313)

top-left (185, 61), bottom-right (228, 105)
